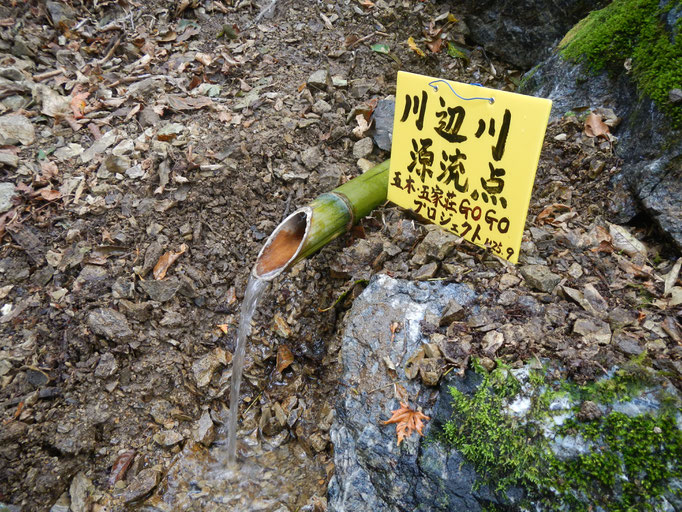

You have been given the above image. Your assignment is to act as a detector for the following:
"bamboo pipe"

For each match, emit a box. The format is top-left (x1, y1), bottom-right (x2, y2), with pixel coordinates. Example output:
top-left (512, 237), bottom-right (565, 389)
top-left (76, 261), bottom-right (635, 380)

top-left (253, 159), bottom-right (390, 280)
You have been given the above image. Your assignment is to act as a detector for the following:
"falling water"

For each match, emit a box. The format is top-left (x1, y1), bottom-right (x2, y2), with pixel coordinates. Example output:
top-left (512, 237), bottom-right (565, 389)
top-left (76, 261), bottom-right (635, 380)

top-left (226, 273), bottom-right (270, 464)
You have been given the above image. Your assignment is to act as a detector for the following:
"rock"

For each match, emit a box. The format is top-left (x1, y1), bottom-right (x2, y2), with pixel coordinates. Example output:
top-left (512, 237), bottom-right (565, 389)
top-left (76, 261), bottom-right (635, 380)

top-left (328, 274), bottom-right (480, 511)
top-left (312, 99), bottom-right (332, 114)
top-left (81, 129), bottom-right (118, 164)
top-left (439, 299), bottom-right (465, 326)
top-left (193, 410), bottom-right (215, 447)
top-left (46, 1), bottom-right (77, 26)
top-left (0, 182), bottom-right (16, 213)
top-left (192, 348), bottom-right (228, 387)
top-left (522, 0), bottom-right (682, 250)
top-left (607, 307), bottom-right (637, 329)
top-left (0, 113), bottom-right (35, 145)
top-left (122, 468), bottom-right (160, 503)
top-left (0, 152), bottom-right (19, 168)
top-left (69, 472), bottom-right (93, 512)
top-left (87, 308), bottom-right (133, 343)
top-left (414, 261), bottom-right (439, 280)
top-left (307, 69), bottom-right (330, 89)
top-left (371, 98), bottom-right (395, 151)
top-left (301, 146), bottom-right (323, 170)
top-left (49, 492), bottom-right (70, 512)
top-left (457, 0), bottom-right (602, 68)
top-left (411, 227), bottom-right (460, 265)
top-left (352, 137), bottom-right (373, 159)
top-left (482, 331), bottom-right (504, 356)
top-left (613, 332), bottom-right (644, 356)
top-left (138, 278), bottom-right (181, 302)
top-left (138, 106), bottom-right (161, 127)
top-left (669, 88), bottom-right (682, 104)
top-left (573, 318), bottom-right (611, 345)
top-left (520, 265), bottom-right (561, 293)
top-left (153, 429), bottom-right (184, 447)
top-left (94, 352), bottom-right (118, 379)
top-left (608, 223), bottom-right (647, 257)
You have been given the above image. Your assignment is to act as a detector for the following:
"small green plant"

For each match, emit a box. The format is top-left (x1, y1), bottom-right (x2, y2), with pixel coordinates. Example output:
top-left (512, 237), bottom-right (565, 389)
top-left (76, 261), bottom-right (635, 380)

top-left (560, 0), bottom-right (682, 128)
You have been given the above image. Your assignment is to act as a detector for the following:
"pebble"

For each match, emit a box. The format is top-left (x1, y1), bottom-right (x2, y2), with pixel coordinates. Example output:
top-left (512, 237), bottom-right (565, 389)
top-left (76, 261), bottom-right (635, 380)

top-left (413, 261), bottom-right (438, 280)
top-left (520, 264), bottom-right (561, 293)
top-left (352, 137), bottom-right (374, 159)
top-left (307, 69), bottom-right (330, 89)
top-left (153, 429), bottom-right (184, 447)
top-left (439, 299), bottom-right (465, 326)
top-left (0, 152), bottom-right (19, 168)
top-left (87, 308), bottom-right (133, 343)
top-left (411, 227), bottom-right (459, 265)
top-left (573, 318), bottom-right (612, 345)
top-left (192, 348), bottom-right (228, 387)
top-left (193, 410), bottom-right (215, 447)
top-left (669, 88), bottom-right (682, 104)
top-left (94, 352), bottom-right (118, 379)
top-left (69, 472), bottom-right (93, 512)
top-left (138, 278), bottom-right (181, 302)
top-left (0, 182), bottom-right (16, 213)
top-left (312, 99), bottom-right (332, 114)
top-left (301, 146), bottom-right (323, 169)
top-left (122, 468), bottom-right (160, 503)
top-left (0, 113), bottom-right (35, 145)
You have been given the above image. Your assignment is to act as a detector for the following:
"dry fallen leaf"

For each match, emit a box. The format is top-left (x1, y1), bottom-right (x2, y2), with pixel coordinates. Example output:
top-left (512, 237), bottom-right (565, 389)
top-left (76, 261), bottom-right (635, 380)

top-left (407, 36), bottom-right (426, 57)
top-left (536, 203), bottom-right (572, 225)
top-left (382, 402), bottom-right (430, 445)
top-left (584, 112), bottom-right (610, 139)
top-left (108, 450), bottom-right (136, 487)
top-left (153, 243), bottom-right (187, 280)
top-left (217, 324), bottom-right (228, 334)
top-left (276, 345), bottom-right (294, 373)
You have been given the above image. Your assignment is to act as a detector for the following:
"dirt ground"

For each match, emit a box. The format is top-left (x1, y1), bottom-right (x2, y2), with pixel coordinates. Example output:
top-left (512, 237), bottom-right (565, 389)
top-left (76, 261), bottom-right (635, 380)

top-left (0, 0), bottom-right (680, 510)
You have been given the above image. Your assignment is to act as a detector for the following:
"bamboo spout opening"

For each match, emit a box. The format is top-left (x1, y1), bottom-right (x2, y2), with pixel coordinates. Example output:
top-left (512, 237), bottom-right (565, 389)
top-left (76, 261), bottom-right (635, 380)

top-left (253, 208), bottom-right (311, 280)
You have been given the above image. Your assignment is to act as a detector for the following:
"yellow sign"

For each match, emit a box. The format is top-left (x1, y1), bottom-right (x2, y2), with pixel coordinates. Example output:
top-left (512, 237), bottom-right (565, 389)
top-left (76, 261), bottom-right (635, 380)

top-left (388, 71), bottom-right (552, 263)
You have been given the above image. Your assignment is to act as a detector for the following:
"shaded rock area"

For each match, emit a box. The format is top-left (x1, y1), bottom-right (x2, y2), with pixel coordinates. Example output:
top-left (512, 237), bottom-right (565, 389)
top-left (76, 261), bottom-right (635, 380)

top-left (451, 0), bottom-right (607, 69)
top-left (522, 0), bottom-right (682, 250)
top-left (328, 275), bottom-right (513, 511)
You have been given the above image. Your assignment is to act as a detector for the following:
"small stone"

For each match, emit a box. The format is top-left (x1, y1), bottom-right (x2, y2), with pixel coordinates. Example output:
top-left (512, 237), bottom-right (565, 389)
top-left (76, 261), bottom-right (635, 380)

top-left (0, 152), bottom-right (19, 168)
top-left (87, 308), bottom-right (133, 343)
top-left (498, 273), bottom-right (521, 290)
top-left (0, 113), bottom-right (35, 145)
top-left (312, 99), bottom-right (332, 114)
top-left (94, 352), bottom-right (118, 379)
top-left (150, 400), bottom-right (173, 425)
top-left (122, 468), bottom-right (160, 503)
top-left (422, 342), bottom-right (442, 359)
top-left (419, 358), bottom-right (442, 386)
top-left (669, 88), bottom-right (682, 104)
top-left (356, 158), bottom-right (374, 172)
top-left (573, 318), bottom-right (611, 345)
top-left (54, 143), bottom-right (84, 161)
top-left (479, 356), bottom-right (495, 372)
top-left (644, 339), bottom-right (666, 352)
top-left (301, 146), bottom-right (323, 170)
top-left (104, 155), bottom-right (130, 174)
top-left (69, 472), bottom-right (93, 512)
top-left (520, 265), bottom-right (561, 293)
top-left (414, 261), bottom-right (439, 280)
top-left (411, 227), bottom-right (459, 265)
top-left (192, 348), bottom-right (228, 387)
top-left (138, 107), bottom-right (161, 128)
top-left (193, 410), bottom-right (215, 447)
top-left (498, 290), bottom-right (517, 306)
top-left (138, 278), bottom-right (181, 302)
top-left (49, 491), bottom-right (70, 512)
top-left (553, 133), bottom-right (567, 141)
top-left (81, 129), bottom-right (117, 164)
top-left (567, 262), bottom-right (583, 279)
top-left (607, 307), bottom-right (637, 329)
top-left (0, 182), bottom-right (16, 213)
top-left (439, 299), bottom-right (465, 326)
top-left (308, 432), bottom-right (328, 453)
top-left (577, 401), bottom-right (602, 422)
top-left (331, 75), bottom-right (348, 88)
top-left (613, 332), bottom-right (644, 355)
top-left (482, 330), bottom-right (504, 356)
top-left (153, 429), bottom-right (183, 446)
top-left (308, 69), bottom-right (330, 88)
top-left (371, 98), bottom-right (395, 151)
top-left (352, 137), bottom-right (373, 159)
top-left (125, 164), bottom-right (145, 179)
top-left (46, 1), bottom-right (77, 26)
top-left (608, 223), bottom-right (646, 257)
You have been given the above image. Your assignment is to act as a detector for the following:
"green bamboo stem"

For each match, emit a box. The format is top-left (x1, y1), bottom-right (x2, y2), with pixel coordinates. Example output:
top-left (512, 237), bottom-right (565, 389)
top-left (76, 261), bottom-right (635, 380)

top-left (253, 159), bottom-right (390, 280)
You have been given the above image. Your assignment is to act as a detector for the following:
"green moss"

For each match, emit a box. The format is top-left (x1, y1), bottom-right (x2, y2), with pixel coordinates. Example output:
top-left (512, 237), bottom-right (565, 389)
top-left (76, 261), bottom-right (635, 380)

top-left (439, 358), bottom-right (682, 510)
top-left (560, 0), bottom-right (682, 127)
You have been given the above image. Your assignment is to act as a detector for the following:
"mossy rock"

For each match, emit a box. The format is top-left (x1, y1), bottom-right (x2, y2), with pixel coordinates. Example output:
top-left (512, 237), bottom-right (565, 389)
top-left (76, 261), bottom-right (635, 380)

top-left (558, 0), bottom-right (682, 128)
top-left (437, 357), bottom-right (682, 511)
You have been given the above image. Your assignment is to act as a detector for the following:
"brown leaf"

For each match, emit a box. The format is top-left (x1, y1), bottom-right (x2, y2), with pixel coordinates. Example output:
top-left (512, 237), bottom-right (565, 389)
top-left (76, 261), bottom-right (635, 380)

top-left (276, 345), bottom-right (294, 373)
top-left (36, 187), bottom-right (61, 201)
top-left (584, 112), bottom-right (610, 139)
top-left (382, 402), bottom-right (430, 445)
top-left (153, 243), bottom-right (187, 280)
top-left (426, 37), bottom-right (444, 54)
top-left (536, 203), bottom-right (572, 225)
top-left (108, 450), bottom-right (136, 487)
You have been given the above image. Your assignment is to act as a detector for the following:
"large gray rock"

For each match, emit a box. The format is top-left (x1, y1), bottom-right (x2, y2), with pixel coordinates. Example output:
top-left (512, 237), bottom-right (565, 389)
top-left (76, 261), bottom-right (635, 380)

top-left (522, 1), bottom-right (682, 251)
top-left (328, 275), bottom-right (520, 511)
top-left (452, 0), bottom-right (606, 69)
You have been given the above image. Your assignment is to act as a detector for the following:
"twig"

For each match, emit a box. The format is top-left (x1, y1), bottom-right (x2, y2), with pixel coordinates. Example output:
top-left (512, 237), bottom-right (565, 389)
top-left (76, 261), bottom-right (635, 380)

top-left (97, 34), bottom-right (123, 66)
top-left (346, 31), bottom-right (378, 49)
top-left (32, 69), bottom-right (64, 82)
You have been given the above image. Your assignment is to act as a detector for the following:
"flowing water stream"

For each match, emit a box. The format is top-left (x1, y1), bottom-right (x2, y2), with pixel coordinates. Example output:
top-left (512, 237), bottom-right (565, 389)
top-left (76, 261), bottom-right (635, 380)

top-left (226, 273), bottom-right (270, 464)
